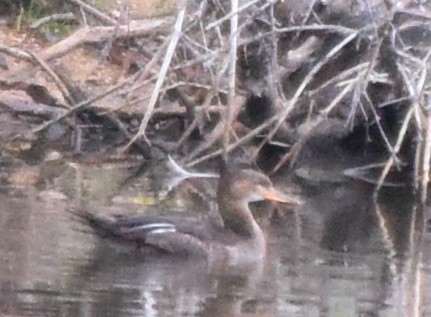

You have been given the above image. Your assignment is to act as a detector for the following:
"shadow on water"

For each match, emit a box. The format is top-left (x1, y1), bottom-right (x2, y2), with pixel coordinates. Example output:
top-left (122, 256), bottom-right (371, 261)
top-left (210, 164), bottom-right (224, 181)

top-left (0, 157), bottom-right (430, 317)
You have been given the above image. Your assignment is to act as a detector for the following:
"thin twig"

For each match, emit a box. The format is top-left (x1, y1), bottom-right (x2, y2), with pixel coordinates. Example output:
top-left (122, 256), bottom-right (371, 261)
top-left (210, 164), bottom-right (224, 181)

top-left (343, 162), bottom-right (405, 187)
top-left (421, 108), bottom-right (431, 203)
top-left (126, 0), bottom-right (188, 147)
top-left (175, 92), bottom-right (215, 150)
top-left (125, 40), bottom-right (170, 96)
top-left (26, 52), bottom-right (73, 108)
top-left (365, 92), bottom-right (399, 163)
top-left (186, 114), bottom-right (278, 167)
top-left (39, 17), bottom-right (172, 62)
top-left (376, 106), bottom-right (414, 191)
top-left (309, 63), bottom-right (368, 96)
top-left (275, 24), bottom-right (358, 35)
top-left (346, 39), bottom-right (382, 126)
top-left (271, 80), bottom-right (354, 172)
top-left (417, 49), bottom-right (431, 202)
top-left (68, 0), bottom-right (117, 25)
top-left (205, 0), bottom-right (262, 31)
top-left (30, 13), bottom-right (76, 29)
top-left (32, 71), bottom-right (142, 134)
top-left (223, 0), bottom-right (239, 160)
top-left (254, 31), bottom-right (358, 156)
top-left (185, 96), bottom-right (243, 161)
top-left (0, 43), bottom-right (33, 62)
top-left (0, 45), bottom-right (74, 108)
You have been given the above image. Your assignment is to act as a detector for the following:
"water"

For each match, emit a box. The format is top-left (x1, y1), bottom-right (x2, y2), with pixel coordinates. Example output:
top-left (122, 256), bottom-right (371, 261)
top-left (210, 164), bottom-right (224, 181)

top-left (0, 158), bottom-right (430, 317)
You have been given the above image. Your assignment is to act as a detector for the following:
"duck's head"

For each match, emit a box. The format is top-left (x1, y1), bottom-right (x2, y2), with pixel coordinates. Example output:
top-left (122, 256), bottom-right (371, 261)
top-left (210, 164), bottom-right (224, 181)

top-left (217, 164), bottom-right (300, 206)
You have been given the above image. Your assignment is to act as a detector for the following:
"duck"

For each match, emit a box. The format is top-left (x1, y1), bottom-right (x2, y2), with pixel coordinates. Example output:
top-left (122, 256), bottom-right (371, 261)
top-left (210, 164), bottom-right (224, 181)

top-left (74, 162), bottom-right (300, 264)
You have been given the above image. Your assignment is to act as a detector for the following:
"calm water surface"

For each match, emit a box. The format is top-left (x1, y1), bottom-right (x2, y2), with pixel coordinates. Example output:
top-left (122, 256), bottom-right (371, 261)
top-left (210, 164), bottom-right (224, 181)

top-left (0, 158), bottom-right (430, 317)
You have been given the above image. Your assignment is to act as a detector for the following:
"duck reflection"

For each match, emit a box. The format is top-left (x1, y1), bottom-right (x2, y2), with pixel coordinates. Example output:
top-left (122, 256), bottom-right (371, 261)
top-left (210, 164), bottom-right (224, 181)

top-left (70, 244), bottom-right (268, 317)
top-left (2, 158), bottom-right (431, 317)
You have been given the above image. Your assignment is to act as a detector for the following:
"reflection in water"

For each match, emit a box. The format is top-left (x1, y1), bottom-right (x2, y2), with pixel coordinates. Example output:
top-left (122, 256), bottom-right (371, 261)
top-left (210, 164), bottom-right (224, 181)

top-left (373, 188), bottom-right (424, 317)
top-left (0, 160), bottom-right (430, 316)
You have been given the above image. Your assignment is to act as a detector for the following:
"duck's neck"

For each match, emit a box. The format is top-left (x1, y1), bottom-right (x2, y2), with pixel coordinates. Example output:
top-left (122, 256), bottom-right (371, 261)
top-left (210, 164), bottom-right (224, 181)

top-left (219, 200), bottom-right (262, 239)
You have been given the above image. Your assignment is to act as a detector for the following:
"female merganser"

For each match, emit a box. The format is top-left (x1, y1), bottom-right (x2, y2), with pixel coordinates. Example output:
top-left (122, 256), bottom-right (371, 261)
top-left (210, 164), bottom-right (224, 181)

top-left (75, 163), bottom-right (299, 264)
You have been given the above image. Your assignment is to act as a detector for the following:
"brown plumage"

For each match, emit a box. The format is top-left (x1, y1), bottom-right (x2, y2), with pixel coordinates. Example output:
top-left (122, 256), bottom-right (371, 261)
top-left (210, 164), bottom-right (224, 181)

top-left (74, 164), bottom-right (300, 264)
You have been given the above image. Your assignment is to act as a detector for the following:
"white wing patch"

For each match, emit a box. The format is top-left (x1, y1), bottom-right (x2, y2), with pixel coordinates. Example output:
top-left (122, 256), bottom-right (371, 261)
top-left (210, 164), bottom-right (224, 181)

top-left (125, 222), bottom-right (177, 234)
top-left (148, 228), bottom-right (177, 234)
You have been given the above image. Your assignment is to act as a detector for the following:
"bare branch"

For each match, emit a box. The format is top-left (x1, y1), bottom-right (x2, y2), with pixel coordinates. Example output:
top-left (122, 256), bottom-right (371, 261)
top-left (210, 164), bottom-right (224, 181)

top-left (126, 1), bottom-right (188, 147)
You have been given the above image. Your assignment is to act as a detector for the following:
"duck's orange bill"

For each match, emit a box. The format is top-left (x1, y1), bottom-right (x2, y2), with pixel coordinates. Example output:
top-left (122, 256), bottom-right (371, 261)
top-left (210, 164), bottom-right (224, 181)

top-left (264, 188), bottom-right (302, 205)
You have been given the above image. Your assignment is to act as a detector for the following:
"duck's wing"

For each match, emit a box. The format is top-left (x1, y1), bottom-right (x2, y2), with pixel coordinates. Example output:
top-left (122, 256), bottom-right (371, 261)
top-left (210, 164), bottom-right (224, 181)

top-left (71, 209), bottom-right (224, 256)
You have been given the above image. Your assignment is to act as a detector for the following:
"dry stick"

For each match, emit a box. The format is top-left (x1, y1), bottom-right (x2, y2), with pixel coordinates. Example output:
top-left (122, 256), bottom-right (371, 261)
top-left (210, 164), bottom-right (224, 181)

top-left (102, 104), bottom-right (223, 120)
top-left (272, 80), bottom-right (354, 173)
top-left (395, 48), bottom-right (425, 67)
top-left (275, 24), bottom-right (358, 35)
top-left (223, 0), bottom-right (239, 160)
top-left (205, 0), bottom-right (262, 31)
top-left (100, 6), bottom-right (127, 60)
top-left (375, 60), bottom-right (421, 191)
top-left (125, 0), bottom-right (188, 148)
top-left (0, 90), bottom-right (66, 118)
top-left (334, 69), bottom-right (391, 87)
top-left (171, 24), bottom-right (357, 78)
top-left (397, 54), bottom-right (430, 196)
top-left (0, 45), bottom-right (66, 103)
top-left (417, 51), bottom-right (431, 202)
top-left (375, 106), bottom-right (414, 192)
top-left (182, 34), bottom-right (212, 54)
top-left (175, 15), bottom-right (219, 151)
top-left (188, 9), bottom-right (296, 162)
top-left (186, 115), bottom-right (278, 168)
top-left (344, 162), bottom-right (405, 186)
top-left (3, 19), bottom-right (170, 80)
top-left (379, 97), bottom-right (411, 108)
top-left (216, 24), bottom-right (355, 56)
top-left (198, 16), bottom-right (219, 104)
top-left (175, 92), bottom-right (215, 150)
top-left (346, 39), bottom-right (382, 125)
top-left (252, 31), bottom-right (359, 160)
top-left (68, 0), bottom-right (116, 25)
top-left (299, 0), bottom-right (322, 28)
top-left (268, 2), bottom-right (281, 111)
top-left (0, 45), bottom-right (73, 108)
top-left (365, 92), bottom-right (400, 164)
top-left (125, 41), bottom-right (170, 96)
top-left (199, 15), bottom-right (217, 89)
top-left (398, 63), bottom-right (424, 189)
top-left (185, 96), bottom-right (243, 161)
top-left (39, 18), bottom-right (171, 61)
top-left (26, 52), bottom-right (73, 108)
top-left (126, 77), bottom-right (210, 109)
top-left (421, 109), bottom-right (431, 203)
top-left (79, 5), bottom-right (88, 26)
top-left (0, 43), bottom-right (33, 62)
top-left (32, 71), bottom-right (141, 134)
top-left (414, 128), bottom-right (423, 190)
top-left (190, 26), bottom-right (359, 166)
top-left (131, 82), bottom-right (214, 109)
top-left (214, 9), bottom-right (269, 61)
top-left (30, 13), bottom-right (76, 29)
top-left (308, 63), bottom-right (368, 96)
top-left (127, 40), bottom-right (212, 145)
